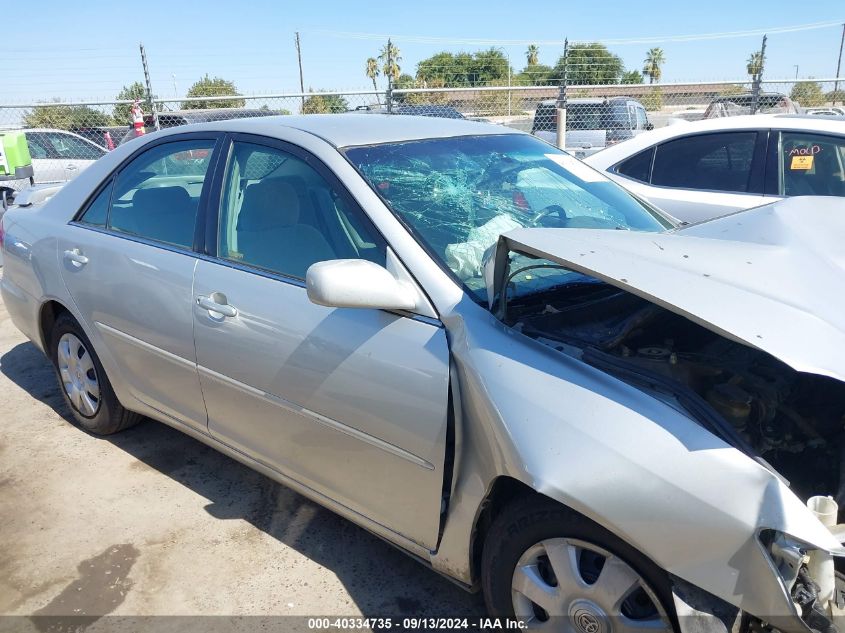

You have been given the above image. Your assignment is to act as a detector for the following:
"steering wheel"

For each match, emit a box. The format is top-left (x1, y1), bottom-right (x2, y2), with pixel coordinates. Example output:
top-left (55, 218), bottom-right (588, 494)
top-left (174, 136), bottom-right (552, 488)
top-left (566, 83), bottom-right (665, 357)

top-left (532, 204), bottom-right (570, 227)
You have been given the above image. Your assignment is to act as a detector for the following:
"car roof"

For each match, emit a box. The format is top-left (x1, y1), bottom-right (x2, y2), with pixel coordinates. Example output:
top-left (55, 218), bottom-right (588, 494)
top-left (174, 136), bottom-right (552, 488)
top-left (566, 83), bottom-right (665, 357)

top-left (584, 113), bottom-right (845, 168)
top-left (145, 113), bottom-right (516, 148)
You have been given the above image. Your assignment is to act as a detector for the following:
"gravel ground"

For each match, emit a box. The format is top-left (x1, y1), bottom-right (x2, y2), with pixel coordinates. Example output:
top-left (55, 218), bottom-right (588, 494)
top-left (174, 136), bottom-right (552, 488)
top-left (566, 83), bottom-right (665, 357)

top-left (0, 292), bottom-right (484, 627)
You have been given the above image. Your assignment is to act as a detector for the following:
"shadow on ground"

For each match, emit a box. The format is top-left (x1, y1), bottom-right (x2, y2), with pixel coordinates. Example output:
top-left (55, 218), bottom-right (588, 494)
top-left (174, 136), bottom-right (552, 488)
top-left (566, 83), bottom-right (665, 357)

top-left (1, 341), bottom-right (485, 618)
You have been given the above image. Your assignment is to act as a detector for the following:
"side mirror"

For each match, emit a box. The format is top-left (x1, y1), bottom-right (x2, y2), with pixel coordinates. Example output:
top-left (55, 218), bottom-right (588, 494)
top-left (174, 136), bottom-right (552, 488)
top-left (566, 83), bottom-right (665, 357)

top-left (646, 123), bottom-right (654, 131)
top-left (306, 259), bottom-right (418, 311)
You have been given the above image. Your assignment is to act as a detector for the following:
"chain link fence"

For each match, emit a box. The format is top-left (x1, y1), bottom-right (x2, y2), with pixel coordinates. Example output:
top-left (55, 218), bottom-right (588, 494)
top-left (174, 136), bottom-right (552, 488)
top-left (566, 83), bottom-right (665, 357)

top-left (1, 78), bottom-right (843, 190)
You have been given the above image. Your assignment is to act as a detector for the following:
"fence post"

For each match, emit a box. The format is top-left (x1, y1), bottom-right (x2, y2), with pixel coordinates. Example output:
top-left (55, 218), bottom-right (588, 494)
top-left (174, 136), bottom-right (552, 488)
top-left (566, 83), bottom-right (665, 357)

top-left (556, 38), bottom-right (568, 150)
top-left (834, 23), bottom-right (844, 106)
top-left (750, 34), bottom-right (767, 115)
top-left (386, 38), bottom-right (394, 113)
top-left (139, 42), bottom-right (160, 131)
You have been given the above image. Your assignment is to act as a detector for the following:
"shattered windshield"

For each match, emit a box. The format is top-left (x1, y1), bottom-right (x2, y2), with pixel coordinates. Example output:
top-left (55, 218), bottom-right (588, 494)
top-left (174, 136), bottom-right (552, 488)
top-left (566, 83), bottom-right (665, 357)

top-left (344, 134), bottom-right (670, 302)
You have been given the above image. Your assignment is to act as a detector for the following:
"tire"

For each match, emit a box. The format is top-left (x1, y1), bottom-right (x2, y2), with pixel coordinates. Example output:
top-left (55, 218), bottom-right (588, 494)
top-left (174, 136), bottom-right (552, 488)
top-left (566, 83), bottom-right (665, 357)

top-left (482, 494), bottom-right (677, 632)
top-left (50, 312), bottom-right (141, 435)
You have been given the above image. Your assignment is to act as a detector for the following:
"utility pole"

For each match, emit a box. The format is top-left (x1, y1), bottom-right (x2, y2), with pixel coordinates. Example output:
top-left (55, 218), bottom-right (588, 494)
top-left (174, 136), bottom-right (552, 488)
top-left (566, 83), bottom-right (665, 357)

top-left (834, 23), bottom-right (845, 106)
top-left (750, 34), bottom-right (766, 115)
top-left (794, 65), bottom-right (799, 79)
top-left (139, 42), bottom-right (159, 131)
top-left (556, 38), bottom-right (568, 150)
top-left (295, 32), bottom-right (305, 111)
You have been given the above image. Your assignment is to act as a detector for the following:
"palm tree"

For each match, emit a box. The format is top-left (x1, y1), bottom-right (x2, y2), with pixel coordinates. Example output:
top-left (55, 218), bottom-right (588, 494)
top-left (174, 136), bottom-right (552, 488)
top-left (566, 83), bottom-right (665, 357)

top-left (642, 47), bottom-right (666, 84)
top-left (379, 41), bottom-right (402, 83)
top-left (366, 57), bottom-right (381, 105)
top-left (526, 44), bottom-right (539, 67)
top-left (746, 50), bottom-right (764, 81)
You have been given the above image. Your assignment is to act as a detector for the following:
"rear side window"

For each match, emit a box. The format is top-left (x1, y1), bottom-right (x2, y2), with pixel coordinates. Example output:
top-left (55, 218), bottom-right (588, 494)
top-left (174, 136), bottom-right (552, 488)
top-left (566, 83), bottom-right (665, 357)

top-left (651, 132), bottom-right (757, 193)
top-left (78, 182), bottom-right (112, 227)
top-left (615, 147), bottom-right (654, 183)
top-left (107, 139), bottom-right (215, 248)
top-left (779, 131), bottom-right (845, 197)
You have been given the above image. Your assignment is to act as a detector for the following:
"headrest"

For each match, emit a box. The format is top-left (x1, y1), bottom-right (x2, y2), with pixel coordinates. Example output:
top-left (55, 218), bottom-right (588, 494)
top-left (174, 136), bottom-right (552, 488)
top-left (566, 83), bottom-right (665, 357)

top-left (132, 186), bottom-right (191, 212)
top-left (237, 180), bottom-right (300, 231)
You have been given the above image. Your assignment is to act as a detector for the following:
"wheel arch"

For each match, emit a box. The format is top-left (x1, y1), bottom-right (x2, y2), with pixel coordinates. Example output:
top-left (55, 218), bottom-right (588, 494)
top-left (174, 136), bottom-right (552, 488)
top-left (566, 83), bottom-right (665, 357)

top-left (38, 299), bottom-right (73, 354)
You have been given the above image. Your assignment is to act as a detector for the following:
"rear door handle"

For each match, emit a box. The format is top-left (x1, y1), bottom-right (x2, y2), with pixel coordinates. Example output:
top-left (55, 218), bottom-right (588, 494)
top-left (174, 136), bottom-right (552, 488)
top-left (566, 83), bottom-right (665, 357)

top-left (66, 164), bottom-right (78, 171)
top-left (197, 294), bottom-right (238, 318)
top-left (63, 249), bottom-right (89, 266)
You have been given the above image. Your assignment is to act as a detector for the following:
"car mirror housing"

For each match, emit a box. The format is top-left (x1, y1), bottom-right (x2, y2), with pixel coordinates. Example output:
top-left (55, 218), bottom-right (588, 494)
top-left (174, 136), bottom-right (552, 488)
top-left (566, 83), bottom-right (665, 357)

top-left (305, 259), bottom-right (418, 311)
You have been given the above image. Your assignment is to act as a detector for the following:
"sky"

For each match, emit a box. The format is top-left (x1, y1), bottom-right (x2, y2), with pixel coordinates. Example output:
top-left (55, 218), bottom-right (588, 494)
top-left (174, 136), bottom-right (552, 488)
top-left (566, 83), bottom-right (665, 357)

top-left (2, 0), bottom-right (844, 103)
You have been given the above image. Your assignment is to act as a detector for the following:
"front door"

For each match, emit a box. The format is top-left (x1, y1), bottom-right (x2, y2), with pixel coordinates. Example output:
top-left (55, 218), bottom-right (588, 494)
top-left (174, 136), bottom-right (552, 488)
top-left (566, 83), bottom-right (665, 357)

top-left (192, 137), bottom-right (450, 548)
top-left (58, 136), bottom-right (220, 431)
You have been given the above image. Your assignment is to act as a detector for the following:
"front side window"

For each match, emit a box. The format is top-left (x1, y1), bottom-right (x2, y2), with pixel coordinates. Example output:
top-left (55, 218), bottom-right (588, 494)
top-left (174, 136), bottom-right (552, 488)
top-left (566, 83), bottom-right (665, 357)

top-left (651, 132), bottom-right (757, 193)
top-left (45, 133), bottom-right (105, 160)
top-left (779, 131), bottom-right (845, 197)
top-left (25, 133), bottom-right (52, 159)
top-left (345, 134), bottom-right (670, 302)
top-left (108, 139), bottom-right (215, 248)
top-left (218, 141), bottom-right (386, 280)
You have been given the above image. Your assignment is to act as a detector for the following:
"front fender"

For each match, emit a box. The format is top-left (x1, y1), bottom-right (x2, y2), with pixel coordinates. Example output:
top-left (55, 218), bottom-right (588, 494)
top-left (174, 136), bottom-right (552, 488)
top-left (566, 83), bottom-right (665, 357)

top-left (434, 300), bottom-right (838, 626)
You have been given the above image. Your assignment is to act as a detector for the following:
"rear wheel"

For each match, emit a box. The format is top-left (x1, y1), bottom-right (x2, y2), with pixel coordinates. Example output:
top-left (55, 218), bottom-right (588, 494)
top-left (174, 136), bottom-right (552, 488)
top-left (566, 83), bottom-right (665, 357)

top-left (482, 495), bottom-right (676, 632)
top-left (51, 312), bottom-right (141, 435)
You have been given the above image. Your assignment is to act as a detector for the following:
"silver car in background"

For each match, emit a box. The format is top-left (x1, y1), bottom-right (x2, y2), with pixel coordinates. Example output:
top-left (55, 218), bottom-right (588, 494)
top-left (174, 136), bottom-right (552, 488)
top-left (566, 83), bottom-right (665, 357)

top-left (2, 114), bottom-right (845, 632)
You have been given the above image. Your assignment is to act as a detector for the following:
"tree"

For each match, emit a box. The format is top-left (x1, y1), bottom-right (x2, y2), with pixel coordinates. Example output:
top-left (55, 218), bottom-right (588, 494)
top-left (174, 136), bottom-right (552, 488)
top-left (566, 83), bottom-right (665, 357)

top-left (746, 51), bottom-right (764, 81)
top-left (526, 44), bottom-right (539, 67)
top-left (379, 41), bottom-right (402, 83)
top-left (549, 43), bottom-right (623, 85)
top-left (790, 80), bottom-right (825, 107)
top-left (182, 75), bottom-right (245, 109)
top-left (515, 64), bottom-right (554, 86)
top-left (113, 82), bottom-right (148, 124)
top-left (416, 49), bottom-right (511, 87)
top-left (301, 91), bottom-right (349, 114)
top-left (366, 57), bottom-right (381, 97)
top-left (640, 88), bottom-right (663, 111)
top-left (24, 101), bottom-right (112, 130)
top-left (826, 89), bottom-right (845, 104)
top-left (621, 70), bottom-right (644, 84)
top-left (642, 48), bottom-right (665, 84)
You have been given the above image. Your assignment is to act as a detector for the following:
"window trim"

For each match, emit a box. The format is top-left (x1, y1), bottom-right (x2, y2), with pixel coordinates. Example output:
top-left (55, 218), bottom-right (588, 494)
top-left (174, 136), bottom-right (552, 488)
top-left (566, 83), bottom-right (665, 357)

top-left (203, 132), bottom-right (390, 284)
top-left (610, 130), bottom-right (769, 195)
top-left (69, 131), bottom-right (226, 255)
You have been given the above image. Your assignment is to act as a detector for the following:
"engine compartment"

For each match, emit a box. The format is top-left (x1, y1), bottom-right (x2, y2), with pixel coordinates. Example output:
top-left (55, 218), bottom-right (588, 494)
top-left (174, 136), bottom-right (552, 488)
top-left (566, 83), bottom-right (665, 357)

top-left (510, 284), bottom-right (845, 504)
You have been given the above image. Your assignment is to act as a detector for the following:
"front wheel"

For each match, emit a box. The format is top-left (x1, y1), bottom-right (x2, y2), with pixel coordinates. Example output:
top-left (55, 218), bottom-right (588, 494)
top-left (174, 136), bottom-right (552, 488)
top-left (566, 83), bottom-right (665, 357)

top-left (51, 312), bottom-right (141, 435)
top-left (482, 495), bottom-right (676, 632)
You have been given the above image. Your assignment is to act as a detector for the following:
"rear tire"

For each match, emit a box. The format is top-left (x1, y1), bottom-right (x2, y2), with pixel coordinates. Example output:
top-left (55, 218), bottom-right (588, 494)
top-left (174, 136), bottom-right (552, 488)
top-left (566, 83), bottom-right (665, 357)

top-left (50, 312), bottom-right (141, 435)
top-left (481, 494), bottom-right (677, 631)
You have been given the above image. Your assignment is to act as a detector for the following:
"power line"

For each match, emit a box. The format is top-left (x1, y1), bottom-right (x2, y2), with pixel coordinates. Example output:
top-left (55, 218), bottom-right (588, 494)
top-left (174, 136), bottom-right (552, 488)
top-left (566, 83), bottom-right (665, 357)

top-left (308, 19), bottom-right (844, 46)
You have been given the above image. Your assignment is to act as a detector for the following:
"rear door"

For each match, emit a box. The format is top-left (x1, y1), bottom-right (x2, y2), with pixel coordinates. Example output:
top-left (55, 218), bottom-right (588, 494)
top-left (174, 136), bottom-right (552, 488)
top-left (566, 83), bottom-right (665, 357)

top-left (191, 134), bottom-right (451, 548)
top-left (58, 134), bottom-right (222, 431)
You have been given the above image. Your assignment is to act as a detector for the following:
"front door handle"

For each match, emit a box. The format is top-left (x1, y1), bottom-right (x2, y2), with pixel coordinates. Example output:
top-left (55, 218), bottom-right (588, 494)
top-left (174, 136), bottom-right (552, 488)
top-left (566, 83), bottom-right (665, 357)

top-left (63, 248), bottom-right (89, 267)
top-left (197, 294), bottom-right (238, 318)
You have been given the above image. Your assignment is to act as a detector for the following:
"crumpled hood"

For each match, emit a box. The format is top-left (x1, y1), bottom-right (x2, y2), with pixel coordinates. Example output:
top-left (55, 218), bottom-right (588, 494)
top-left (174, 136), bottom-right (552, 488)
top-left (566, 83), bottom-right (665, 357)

top-left (486, 196), bottom-right (845, 383)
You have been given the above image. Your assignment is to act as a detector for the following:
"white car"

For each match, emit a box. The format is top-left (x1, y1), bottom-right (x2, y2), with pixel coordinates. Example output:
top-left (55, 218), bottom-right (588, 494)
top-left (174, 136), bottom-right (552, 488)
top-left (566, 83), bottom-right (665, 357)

top-left (584, 114), bottom-right (845, 223)
top-left (24, 129), bottom-right (106, 184)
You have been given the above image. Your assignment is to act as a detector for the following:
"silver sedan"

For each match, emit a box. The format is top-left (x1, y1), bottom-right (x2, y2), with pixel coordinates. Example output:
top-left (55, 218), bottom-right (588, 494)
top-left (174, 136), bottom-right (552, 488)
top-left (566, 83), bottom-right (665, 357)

top-left (2, 114), bottom-right (844, 633)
